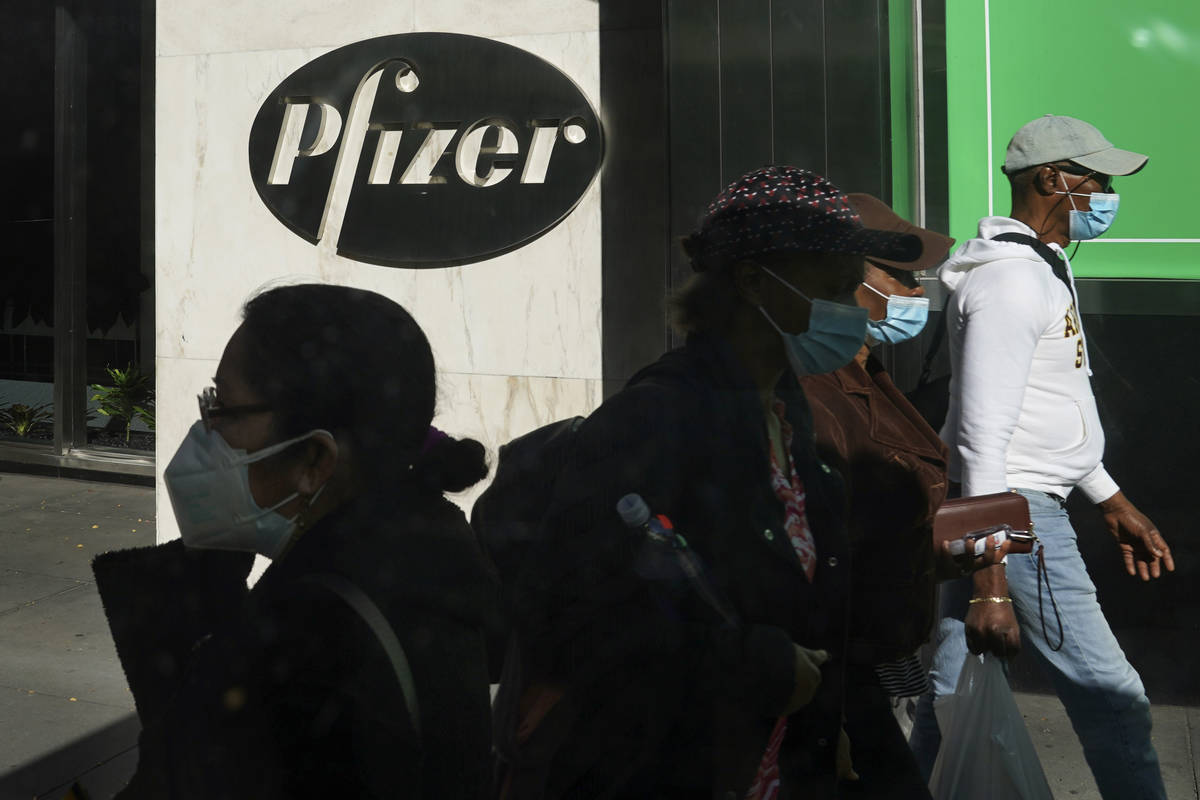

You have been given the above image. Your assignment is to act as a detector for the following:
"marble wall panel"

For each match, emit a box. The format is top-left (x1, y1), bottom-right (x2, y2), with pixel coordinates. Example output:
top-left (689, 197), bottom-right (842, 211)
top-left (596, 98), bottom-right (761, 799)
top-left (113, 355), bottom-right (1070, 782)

top-left (155, 0), bottom-right (604, 537)
top-left (157, 0), bottom-right (417, 58)
top-left (156, 48), bottom-right (334, 363)
top-left (433, 372), bottom-right (603, 513)
top-left (413, 179), bottom-right (602, 380)
top-left (414, 0), bottom-right (597, 40)
top-left (157, 0), bottom-right (597, 58)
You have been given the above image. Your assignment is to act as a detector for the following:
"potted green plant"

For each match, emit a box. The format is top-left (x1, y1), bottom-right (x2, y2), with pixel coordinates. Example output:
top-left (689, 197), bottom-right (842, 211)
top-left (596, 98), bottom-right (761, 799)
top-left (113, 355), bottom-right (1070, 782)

top-left (90, 363), bottom-right (154, 444)
top-left (136, 400), bottom-right (156, 432)
top-left (1, 402), bottom-right (54, 438)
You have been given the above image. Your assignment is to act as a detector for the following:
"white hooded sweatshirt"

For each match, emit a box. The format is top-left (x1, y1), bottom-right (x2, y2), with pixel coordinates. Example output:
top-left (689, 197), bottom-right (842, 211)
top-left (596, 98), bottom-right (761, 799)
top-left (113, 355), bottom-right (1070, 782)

top-left (938, 216), bottom-right (1119, 503)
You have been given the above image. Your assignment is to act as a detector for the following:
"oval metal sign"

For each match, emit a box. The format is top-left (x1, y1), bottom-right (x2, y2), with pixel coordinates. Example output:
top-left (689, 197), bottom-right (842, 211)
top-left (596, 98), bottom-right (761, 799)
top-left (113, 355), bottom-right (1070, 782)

top-left (248, 33), bottom-right (603, 268)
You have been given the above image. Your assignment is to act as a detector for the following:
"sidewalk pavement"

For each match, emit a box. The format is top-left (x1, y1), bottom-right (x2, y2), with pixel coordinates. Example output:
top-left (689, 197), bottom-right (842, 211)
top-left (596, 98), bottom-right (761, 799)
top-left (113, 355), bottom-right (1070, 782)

top-left (0, 472), bottom-right (150, 800)
top-left (0, 471), bottom-right (1196, 799)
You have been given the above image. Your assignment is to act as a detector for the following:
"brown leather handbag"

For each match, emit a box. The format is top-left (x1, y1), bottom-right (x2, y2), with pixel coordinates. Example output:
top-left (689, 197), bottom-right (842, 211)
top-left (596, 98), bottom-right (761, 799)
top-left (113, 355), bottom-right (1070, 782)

top-left (932, 491), bottom-right (1065, 651)
top-left (932, 491), bottom-right (1035, 554)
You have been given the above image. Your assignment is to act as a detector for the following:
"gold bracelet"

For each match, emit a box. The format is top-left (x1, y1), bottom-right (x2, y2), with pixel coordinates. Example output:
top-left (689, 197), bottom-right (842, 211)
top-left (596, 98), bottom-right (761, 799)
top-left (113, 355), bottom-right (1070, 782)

top-left (968, 596), bottom-right (1013, 604)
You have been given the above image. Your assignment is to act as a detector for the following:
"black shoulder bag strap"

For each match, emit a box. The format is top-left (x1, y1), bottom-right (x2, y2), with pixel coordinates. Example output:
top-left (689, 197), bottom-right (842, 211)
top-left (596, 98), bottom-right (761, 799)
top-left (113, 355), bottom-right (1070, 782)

top-left (302, 573), bottom-right (423, 741)
top-left (991, 232), bottom-right (1076, 307)
top-left (922, 233), bottom-right (1074, 386)
top-left (917, 299), bottom-right (948, 389)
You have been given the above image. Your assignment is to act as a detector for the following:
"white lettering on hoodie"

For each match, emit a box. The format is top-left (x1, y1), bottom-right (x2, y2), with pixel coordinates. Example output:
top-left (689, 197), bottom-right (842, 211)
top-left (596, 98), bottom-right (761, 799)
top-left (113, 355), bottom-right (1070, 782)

top-left (938, 216), bottom-right (1120, 503)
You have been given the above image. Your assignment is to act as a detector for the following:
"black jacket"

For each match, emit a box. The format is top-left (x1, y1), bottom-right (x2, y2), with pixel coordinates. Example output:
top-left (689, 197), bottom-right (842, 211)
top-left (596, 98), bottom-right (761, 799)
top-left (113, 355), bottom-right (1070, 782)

top-left (507, 332), bottom-right (851, 799)
top-left (95, 486), bottom-right (498, 800)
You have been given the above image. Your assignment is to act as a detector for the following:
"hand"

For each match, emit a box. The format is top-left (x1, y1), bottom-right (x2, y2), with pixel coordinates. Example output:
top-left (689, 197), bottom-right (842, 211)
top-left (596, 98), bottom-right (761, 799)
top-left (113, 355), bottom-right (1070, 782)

top-left (936, 532), bottom-right (1012, 579)
top-left (965, 597), bottom-right (1020, 658)
top-left (837, 725), bottom-right (859, 782)
top-left (1098, 492), bottom-right (1175, 581)
top-left (784, 644), bottom-right (829, 714)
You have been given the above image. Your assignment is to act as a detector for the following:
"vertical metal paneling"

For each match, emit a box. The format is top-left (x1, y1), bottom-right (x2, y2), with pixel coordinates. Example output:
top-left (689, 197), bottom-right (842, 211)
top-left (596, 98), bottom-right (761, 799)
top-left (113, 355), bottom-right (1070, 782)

top-left (600, 1), bottom-right (672, 395)
top-left (920, 0), bottom-right (949, 233)
top-left (769, 0), bottom-right (829, 174)
top-left (606, 0), bottom-right (899, 369)
top-left (665, 0), bottom-right (723, 347)
top-left (666, 0), bottom-right (722, 228)
top-left (139, 0), bottom-right (156, 381)
top-left (822, 0), bottom-right (890, 197)
top-left (53, 7), bottom-right (88, 455)
top-left (717, 0), bottom-right (774, 185)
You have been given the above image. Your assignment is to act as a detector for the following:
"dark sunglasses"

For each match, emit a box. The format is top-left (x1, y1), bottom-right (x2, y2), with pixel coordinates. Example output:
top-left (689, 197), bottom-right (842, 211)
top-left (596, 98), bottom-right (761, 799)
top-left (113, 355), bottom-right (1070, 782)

top-left (865, 259), bottom-right (921, 290)
top-left (1053, 162), bottom-right (1114, 193)
top-left (198, 386), bottom-right (272, 432)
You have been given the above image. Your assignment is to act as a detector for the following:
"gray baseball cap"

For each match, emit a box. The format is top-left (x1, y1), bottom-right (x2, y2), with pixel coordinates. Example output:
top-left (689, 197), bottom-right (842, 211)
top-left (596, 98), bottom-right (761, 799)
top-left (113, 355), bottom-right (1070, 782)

top-left (1003, 115), bottom-right (1148, 176)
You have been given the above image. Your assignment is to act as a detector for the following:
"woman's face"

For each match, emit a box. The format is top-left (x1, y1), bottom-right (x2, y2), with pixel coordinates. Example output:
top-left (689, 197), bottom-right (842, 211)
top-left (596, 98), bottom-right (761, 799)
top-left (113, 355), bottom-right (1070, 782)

top-left (855, 262), bottom-right (925, 321)
top-left (757, 251), bottom-right (865, 334)
top-left (210, 324), bottom-right (307, 512)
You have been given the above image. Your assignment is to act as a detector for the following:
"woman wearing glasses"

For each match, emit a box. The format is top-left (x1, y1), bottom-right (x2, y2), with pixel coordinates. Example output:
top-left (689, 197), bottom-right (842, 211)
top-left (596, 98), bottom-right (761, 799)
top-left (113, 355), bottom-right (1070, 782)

top-left (95, 284), bottom-right (498, 799)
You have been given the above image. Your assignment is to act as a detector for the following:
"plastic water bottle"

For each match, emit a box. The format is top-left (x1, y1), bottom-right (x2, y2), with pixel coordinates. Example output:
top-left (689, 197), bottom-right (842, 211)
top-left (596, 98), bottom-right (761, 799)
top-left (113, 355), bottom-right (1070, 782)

top-left (617, 493), bottom-right (684, 547)
top-left (617, 493), bottom-right (736, 625)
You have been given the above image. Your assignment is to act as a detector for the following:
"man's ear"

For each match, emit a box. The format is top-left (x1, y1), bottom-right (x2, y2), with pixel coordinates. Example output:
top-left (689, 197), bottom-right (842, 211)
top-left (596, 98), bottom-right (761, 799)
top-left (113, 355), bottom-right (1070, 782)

top-left (1033, 165), bottom-right (1061, 196)
top-left (296, 434), bottom-right (339, 496)
top-left (733, 260), bottom-right (766, 306)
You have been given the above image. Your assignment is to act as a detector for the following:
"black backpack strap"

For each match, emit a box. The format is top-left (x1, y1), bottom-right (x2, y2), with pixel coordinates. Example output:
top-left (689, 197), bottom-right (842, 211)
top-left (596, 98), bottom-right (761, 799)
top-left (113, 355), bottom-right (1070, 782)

top-left (991, 232), bottom-right (1076, 305)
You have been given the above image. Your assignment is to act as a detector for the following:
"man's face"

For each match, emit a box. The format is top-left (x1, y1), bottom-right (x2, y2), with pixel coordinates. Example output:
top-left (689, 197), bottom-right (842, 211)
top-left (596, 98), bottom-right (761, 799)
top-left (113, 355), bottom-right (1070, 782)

top-left (1053, 163), bottom-right (1114, 213)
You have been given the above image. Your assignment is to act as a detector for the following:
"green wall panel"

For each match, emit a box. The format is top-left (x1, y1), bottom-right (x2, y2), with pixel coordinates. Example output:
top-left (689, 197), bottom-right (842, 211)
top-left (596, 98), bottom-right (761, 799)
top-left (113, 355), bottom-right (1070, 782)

top-left (946, 1), bottom-right (1200, 278)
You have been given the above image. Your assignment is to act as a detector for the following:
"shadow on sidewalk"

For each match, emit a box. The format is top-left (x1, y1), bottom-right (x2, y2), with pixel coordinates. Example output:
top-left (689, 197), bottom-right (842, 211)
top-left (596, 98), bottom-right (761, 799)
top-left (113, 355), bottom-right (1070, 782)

top-left (0, 713), bottom-right (138, 800)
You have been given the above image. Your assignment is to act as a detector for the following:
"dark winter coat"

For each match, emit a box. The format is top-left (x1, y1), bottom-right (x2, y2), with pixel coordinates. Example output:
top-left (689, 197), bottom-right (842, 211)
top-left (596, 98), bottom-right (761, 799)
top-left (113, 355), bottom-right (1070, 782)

top-left (94, 486), bottom-right (498, 800)
top-left (504, 332), bottom-right (852, 799)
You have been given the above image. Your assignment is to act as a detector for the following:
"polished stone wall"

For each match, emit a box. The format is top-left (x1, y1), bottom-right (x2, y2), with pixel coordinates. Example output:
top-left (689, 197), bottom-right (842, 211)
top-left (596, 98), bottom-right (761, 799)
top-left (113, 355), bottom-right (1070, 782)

top-left (155, 0), bottom-right (602, 539)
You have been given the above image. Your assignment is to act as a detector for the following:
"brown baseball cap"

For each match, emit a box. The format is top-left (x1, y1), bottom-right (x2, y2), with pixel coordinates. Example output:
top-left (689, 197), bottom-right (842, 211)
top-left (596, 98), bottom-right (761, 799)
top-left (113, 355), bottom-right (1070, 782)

top-left (846, 194), bottom-right (955, 271)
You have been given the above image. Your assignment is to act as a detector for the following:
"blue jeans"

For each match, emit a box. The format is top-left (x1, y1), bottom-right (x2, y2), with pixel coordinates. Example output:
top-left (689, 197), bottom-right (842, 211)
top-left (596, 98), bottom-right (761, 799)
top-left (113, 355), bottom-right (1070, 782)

top-left (908, 489), bottom-right (1165, 800)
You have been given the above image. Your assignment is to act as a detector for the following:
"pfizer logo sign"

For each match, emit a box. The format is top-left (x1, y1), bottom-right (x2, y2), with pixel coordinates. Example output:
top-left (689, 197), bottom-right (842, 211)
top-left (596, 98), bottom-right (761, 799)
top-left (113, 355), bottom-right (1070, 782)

top-left (248, 33), bottom-right (603, 268)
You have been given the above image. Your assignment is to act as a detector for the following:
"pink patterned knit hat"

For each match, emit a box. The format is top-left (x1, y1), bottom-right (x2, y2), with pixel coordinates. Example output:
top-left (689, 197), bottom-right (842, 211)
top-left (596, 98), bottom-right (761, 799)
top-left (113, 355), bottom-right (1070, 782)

top-left (684, 166), bottom-right (922, 271)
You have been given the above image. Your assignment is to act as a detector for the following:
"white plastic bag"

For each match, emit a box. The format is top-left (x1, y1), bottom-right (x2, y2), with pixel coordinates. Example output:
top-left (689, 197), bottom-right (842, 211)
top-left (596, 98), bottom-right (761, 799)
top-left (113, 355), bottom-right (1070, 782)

top-left (929, 653), bottom-right (1054, 800)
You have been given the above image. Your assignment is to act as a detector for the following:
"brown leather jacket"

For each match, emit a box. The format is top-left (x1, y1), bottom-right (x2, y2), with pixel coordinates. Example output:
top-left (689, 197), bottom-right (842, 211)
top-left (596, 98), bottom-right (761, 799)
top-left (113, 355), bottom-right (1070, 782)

top-left (800, 353), bottom-right (948, 664)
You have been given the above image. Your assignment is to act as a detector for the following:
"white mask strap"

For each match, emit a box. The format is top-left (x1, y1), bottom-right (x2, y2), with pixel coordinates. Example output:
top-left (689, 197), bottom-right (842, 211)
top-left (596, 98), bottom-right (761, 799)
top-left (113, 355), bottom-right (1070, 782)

top-left (757, 305), bottom-right (786, 336)
top-left (861, 281), bottom-right (890, 300)
top-left (279, 482), bottom-right (327, 522)
top-left (243, 428), bottom-right (336, 465)
top-left (1057, 171), bottom-right (1082, 210)
top-left (264, 490), bottom-right (301, 515)
top-left (759, 265), bottom-right (814, 304)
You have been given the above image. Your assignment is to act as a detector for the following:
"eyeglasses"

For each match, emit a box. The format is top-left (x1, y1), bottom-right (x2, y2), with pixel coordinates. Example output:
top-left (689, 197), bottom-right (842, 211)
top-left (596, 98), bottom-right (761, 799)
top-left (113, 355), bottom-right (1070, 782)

top-left (1053, 162), bottom-right (1114, 193)
top-left (198, 386), bottom-right (272, 432)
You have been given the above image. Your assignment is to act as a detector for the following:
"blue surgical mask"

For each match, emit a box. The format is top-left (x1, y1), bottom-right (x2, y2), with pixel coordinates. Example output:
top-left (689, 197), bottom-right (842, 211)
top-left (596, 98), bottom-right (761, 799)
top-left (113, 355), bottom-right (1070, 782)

top-left (860, 282), bottom-right (930, 344)
top-left (1056, 174), bottom-right (1120, 241)
top-left (757, 266), bottom-right (869, 376)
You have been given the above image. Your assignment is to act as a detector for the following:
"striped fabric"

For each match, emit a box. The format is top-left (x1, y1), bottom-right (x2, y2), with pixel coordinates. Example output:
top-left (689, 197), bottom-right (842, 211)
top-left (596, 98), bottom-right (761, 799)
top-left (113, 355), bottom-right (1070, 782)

top-left (874, 653), bottom-right (930, 698)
